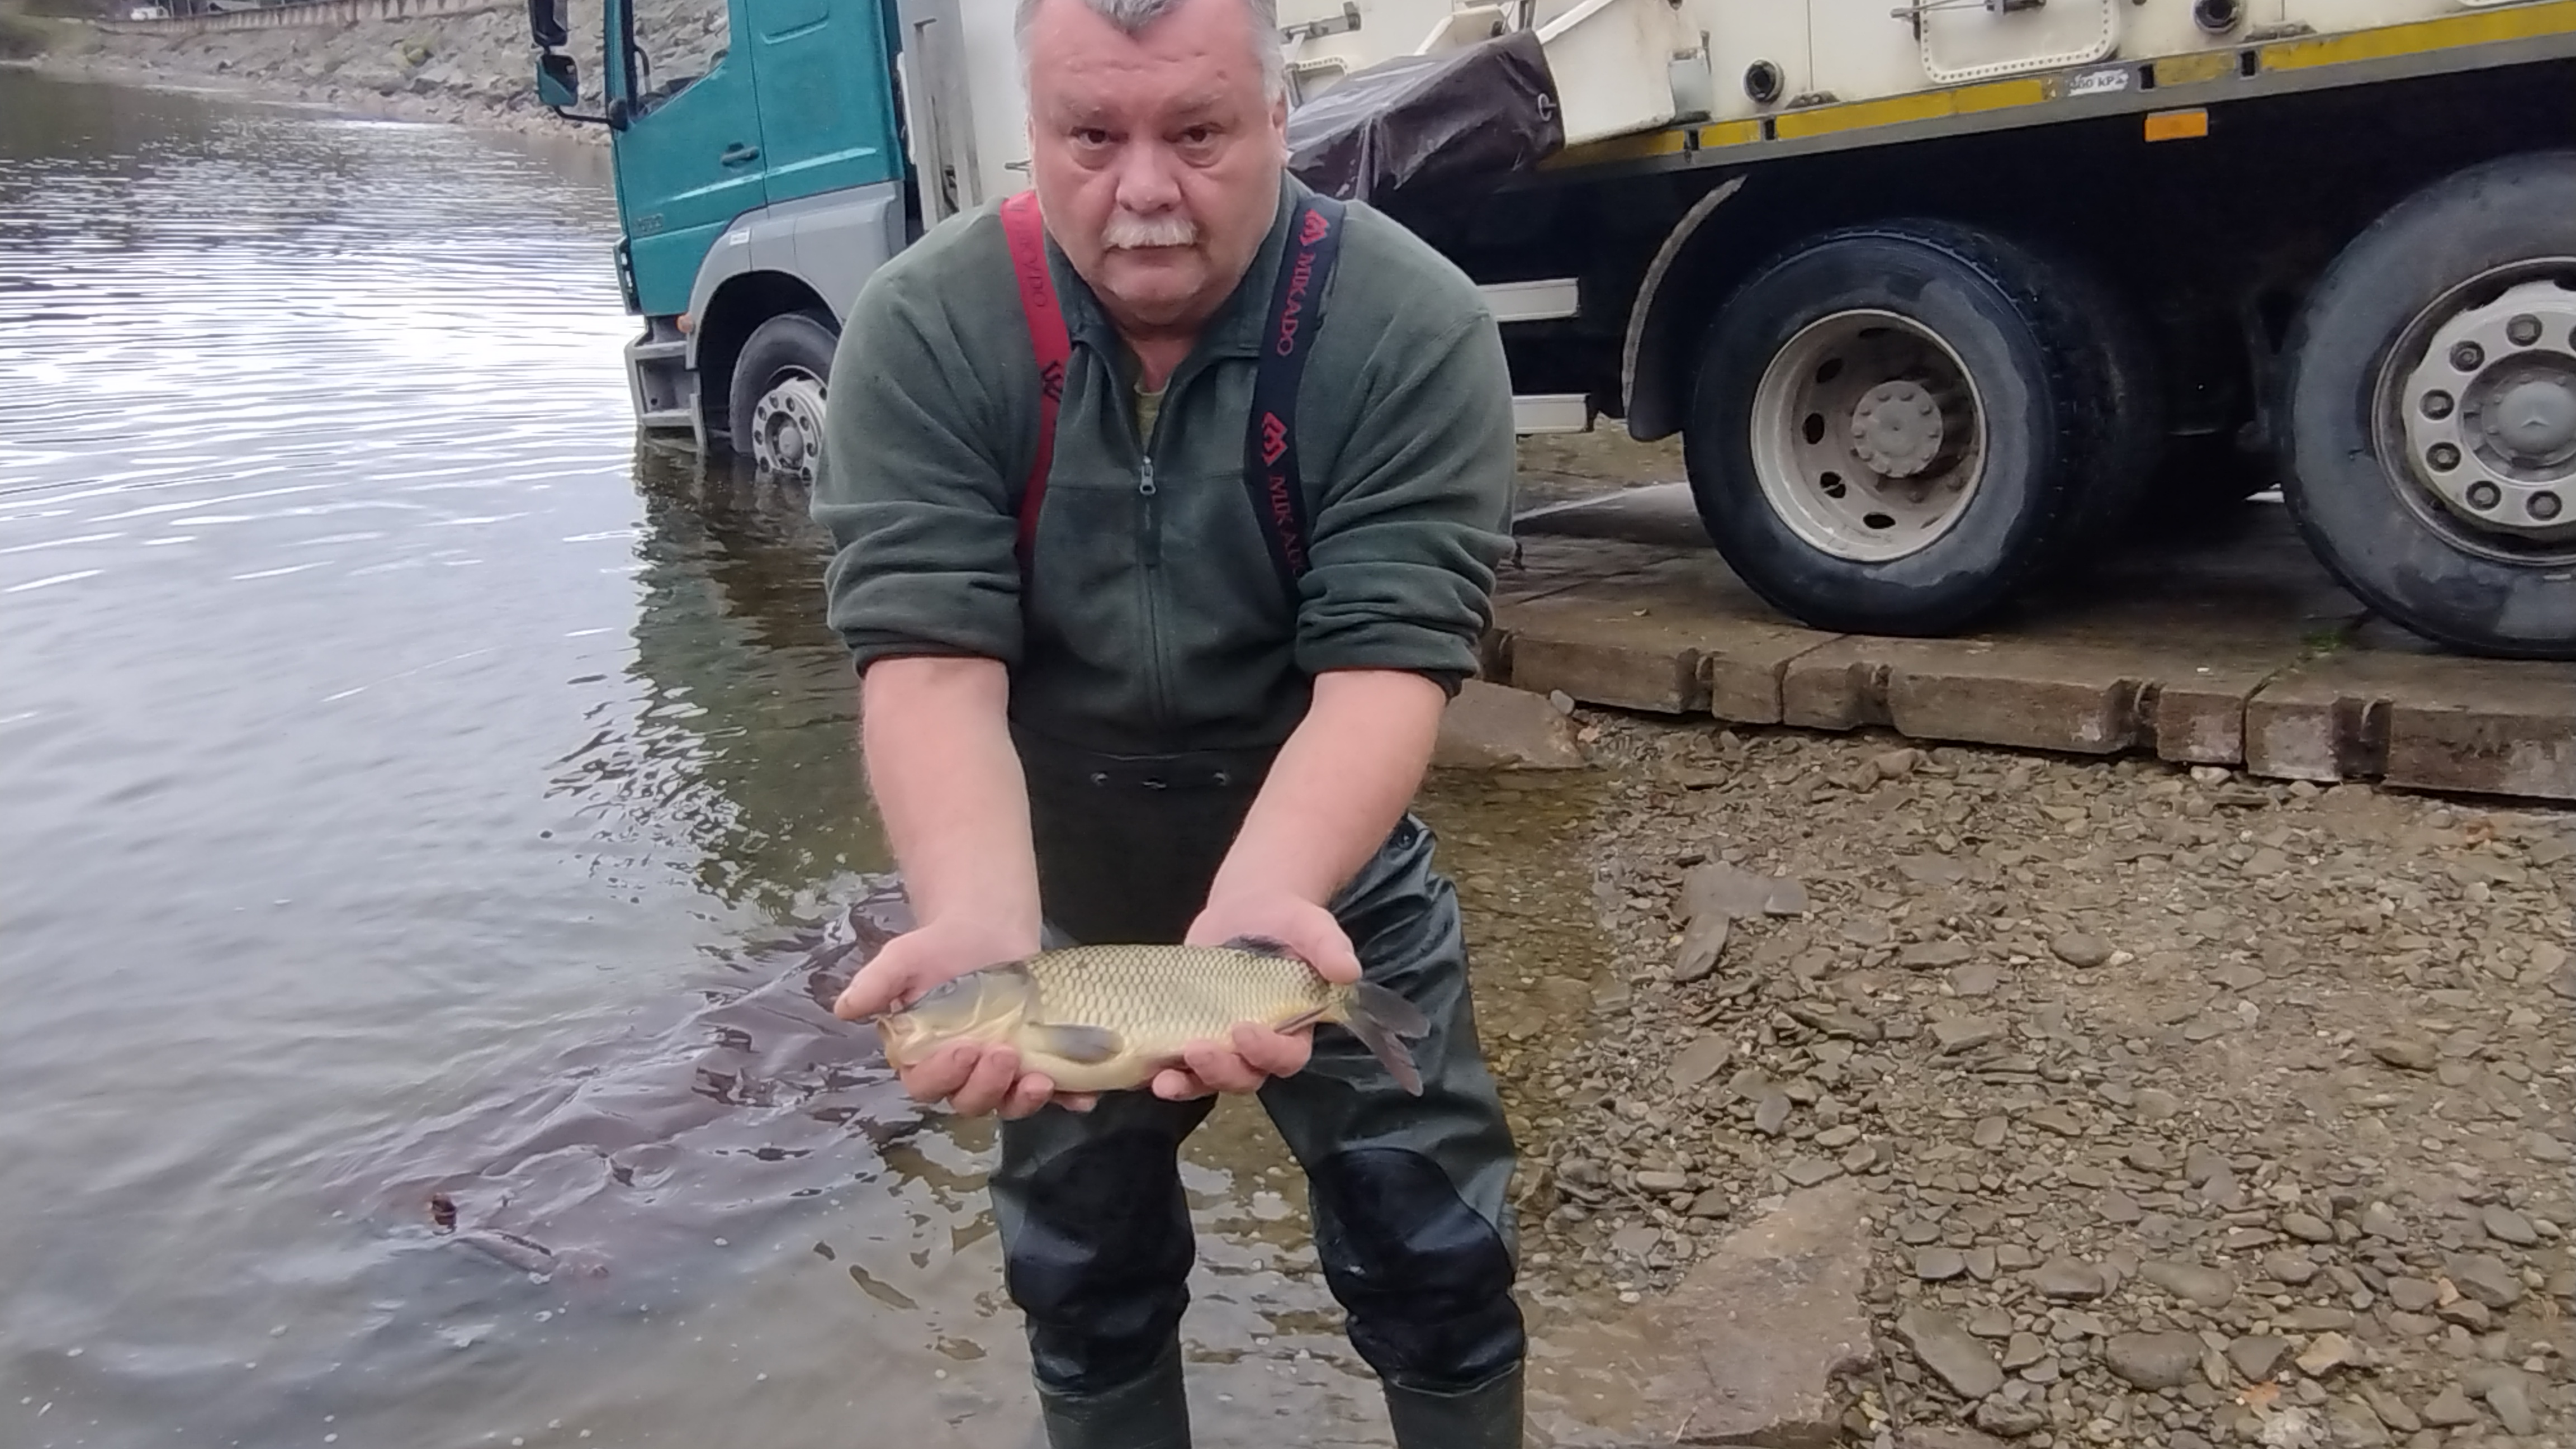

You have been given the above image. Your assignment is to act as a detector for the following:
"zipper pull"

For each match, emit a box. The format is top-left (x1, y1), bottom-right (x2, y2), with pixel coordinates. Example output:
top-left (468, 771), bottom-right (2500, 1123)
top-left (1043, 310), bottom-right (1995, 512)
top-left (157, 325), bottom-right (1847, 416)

top-left (1139, 456), bottom-right (1157, 496)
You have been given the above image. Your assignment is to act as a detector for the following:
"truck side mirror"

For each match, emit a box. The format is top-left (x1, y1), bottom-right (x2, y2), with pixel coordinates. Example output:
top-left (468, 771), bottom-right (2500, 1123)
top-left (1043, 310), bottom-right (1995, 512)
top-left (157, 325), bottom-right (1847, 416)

top-left (537, 51), bottom-right (579, 109)
top-left (528, 0), bottom-right (566, 50)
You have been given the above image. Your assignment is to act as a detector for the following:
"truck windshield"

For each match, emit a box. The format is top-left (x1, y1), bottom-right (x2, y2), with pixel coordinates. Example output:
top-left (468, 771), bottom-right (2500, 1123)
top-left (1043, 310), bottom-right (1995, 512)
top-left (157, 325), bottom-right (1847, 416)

top-left (623, 0), bottom-right (728, 118)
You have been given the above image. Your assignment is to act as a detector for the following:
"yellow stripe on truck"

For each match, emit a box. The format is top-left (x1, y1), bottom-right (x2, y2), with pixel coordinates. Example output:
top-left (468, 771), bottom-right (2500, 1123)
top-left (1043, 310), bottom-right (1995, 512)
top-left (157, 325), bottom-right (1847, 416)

top-left (2262, 0), bottom-right (2576, 72)
top-left (1770, 77), bottom-right (2049, 141)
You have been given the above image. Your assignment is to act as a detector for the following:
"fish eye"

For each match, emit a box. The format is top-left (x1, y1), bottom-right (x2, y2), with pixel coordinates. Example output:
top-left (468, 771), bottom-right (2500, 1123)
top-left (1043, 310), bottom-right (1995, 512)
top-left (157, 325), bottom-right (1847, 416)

top-left (913, 974), bottom-right (974, 1006)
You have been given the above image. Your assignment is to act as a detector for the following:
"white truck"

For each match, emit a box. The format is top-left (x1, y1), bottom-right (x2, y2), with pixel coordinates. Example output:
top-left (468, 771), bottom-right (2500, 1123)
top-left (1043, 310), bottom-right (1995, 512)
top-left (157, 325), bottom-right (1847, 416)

top-left (544, 0), bottom-right (2576, 658)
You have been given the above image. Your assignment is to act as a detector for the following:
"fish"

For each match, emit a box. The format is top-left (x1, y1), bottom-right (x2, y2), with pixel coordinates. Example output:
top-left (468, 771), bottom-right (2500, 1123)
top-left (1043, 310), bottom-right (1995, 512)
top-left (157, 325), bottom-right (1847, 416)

top-left (871, 936), bottom-right (1433, 1095)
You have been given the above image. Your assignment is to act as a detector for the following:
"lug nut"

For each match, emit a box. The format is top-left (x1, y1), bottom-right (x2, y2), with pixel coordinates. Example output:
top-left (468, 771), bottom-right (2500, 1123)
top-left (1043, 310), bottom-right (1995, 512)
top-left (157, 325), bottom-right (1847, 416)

top-left (2466, 480), bottom-right (2501, 510)
top-left (2534, 492), bottom-right (2564, 522)
top-left (2507, 315), bottom-right (2542, 347)
top-left (2428, 443), bottom-right (2461, 471)
top-left (2421, 390), bottom-right (2454, 420)
top-left (2451, 342), bottom-right (2484, 372)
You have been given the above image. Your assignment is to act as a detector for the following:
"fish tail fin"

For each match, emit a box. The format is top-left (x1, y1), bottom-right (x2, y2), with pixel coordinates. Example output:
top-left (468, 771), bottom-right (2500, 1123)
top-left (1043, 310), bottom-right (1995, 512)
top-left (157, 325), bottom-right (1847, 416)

top-left (1338, 981), bottom-right (1432, 1096)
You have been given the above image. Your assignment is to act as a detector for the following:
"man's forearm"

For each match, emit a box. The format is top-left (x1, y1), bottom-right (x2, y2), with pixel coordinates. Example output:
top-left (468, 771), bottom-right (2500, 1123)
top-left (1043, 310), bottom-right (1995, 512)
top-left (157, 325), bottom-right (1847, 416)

top-left (859, 656), bottom-right (1044, 954)
top-left (1206, 668), bottom-right (1448, 912)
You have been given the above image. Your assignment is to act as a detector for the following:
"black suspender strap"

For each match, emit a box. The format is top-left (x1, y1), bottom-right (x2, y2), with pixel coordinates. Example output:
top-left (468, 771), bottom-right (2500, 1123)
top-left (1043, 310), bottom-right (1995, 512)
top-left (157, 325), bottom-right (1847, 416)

top-left (1242, 194), bottom-right (1347, 608)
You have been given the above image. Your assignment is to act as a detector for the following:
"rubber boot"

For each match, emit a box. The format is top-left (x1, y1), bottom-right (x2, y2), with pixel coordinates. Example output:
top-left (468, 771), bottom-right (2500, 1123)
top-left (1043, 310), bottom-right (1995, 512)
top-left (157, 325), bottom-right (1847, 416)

top-left (1030, 1341), bottom-right (1193, 1449)
top-left (1383, 1362), bottom-right (1524, 1449)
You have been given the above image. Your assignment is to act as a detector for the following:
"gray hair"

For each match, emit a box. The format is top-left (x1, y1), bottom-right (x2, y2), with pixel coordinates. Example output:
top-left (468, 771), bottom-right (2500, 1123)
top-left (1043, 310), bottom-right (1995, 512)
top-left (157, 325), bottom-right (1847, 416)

top-left (1014, 0), bottom-right (1289, 101)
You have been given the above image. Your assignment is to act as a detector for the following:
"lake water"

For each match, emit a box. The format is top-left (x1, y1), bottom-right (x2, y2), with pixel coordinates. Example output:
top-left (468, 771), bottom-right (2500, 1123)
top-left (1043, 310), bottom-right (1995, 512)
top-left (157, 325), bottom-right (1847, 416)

top-left (0, 70), bottom-right (1618, 1449)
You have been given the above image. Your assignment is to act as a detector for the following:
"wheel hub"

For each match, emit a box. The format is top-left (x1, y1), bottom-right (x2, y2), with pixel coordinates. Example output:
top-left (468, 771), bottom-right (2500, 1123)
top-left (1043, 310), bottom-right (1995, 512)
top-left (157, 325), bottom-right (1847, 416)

top-left (1749, 309), bottom-right (1987, 564)
top-left (749, 371), bottom-right (828, 480)
top-left (2396, 277), bottom-right (2576, 543)
top-left (1848, 380), bottom-right (1947, 477)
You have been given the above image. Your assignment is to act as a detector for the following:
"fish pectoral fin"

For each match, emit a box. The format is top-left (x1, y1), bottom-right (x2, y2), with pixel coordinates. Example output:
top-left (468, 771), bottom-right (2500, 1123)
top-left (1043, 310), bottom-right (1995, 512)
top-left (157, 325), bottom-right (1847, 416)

top-left (1219, 934), bottom-right (1299, 960)
top-left (1023, 1022), bottom-right (1125, 1064)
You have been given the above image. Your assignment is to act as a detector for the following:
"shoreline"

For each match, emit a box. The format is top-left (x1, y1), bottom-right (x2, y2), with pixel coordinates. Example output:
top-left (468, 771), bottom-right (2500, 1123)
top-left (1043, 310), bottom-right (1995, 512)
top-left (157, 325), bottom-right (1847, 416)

top-left (24, 47), bottom-right (610, 143)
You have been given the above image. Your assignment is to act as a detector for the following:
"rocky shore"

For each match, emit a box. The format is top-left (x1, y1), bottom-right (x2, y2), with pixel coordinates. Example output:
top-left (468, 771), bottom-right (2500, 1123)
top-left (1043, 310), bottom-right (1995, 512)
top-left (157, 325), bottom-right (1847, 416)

top-left (31, 0), bottom-right (721, 139)
top-left (1491, 708), bottom-right (2573, 1447)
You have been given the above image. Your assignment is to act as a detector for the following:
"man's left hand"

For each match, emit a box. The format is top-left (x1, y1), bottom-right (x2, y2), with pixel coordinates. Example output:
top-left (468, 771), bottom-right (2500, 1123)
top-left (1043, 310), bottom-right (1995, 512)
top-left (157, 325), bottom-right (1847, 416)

top-left (1157, 893), bottom-right (1362, 1101)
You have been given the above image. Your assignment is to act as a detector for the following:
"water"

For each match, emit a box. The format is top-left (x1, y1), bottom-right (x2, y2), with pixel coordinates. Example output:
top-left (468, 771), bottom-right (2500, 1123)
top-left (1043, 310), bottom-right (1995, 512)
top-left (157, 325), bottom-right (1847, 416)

top-left (0, 72), bottom-right (1620, 1449)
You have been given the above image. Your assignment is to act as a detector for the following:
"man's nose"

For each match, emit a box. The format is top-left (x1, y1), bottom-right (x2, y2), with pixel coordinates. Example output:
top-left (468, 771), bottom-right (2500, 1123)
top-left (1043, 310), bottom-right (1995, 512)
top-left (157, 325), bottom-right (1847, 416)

top-left (1110, 141), bottom-right (1185, 214)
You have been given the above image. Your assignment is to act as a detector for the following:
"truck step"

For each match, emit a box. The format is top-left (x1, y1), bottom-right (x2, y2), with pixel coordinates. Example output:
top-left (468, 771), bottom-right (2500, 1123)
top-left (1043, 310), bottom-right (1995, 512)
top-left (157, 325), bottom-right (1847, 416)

top-left (1512, 393), bottom-right (1590, 434)
top-left (1480, 278), bottom-right (1581, 324)
top-left (637, 408), bottom-right (695, 432)
top-left (628, 339), bottom-right (690, 364)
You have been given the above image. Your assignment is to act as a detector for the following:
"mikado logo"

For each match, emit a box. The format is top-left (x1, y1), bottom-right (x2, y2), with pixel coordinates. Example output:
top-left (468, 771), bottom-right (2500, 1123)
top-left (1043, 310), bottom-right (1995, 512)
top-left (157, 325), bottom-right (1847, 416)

top-left (1300, 210), bottom-right (1332, 246)
top-left (1259, 411), bottom-right (1289, 465)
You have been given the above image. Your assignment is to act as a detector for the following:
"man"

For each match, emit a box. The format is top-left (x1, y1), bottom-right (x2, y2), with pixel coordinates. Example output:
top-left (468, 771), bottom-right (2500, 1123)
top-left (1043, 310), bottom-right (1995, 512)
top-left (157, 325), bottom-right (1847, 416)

top-left (809, 1), bottom-right (1523, 1445)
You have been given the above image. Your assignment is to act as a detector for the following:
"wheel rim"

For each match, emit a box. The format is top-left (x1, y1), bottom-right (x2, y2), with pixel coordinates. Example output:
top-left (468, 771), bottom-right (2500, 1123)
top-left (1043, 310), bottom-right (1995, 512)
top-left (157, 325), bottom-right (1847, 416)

top-left (1749, 309), bottom-right (1987, 564)
top-left (747, 367), bottom-right (828, 481)
top-left (2374, 261), bottom-right (2576, 564)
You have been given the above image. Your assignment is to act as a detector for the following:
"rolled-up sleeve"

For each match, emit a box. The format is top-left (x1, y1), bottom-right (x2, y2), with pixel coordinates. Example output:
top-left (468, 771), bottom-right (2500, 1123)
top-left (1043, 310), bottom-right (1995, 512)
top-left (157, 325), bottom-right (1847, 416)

top-left (1294, 310), bottom-right (1516, 692)
top-left (810, 266), bottom-right (1025, 674)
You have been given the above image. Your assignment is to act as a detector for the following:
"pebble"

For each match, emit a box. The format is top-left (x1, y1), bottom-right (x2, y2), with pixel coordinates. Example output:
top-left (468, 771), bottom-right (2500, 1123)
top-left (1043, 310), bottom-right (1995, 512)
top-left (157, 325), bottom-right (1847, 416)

top-left (2050, 933), bottom-right (2112, 969)
top-left (2105, 1331), bottom-right (2202, 1390)
top-left (1895, 1308), bottom-right (2004, 1400)
top-left (2386, 1276), bottom-right (2437, 1313)
top-left (1667, 1034), bottom-right (1734, 1086)
top-left (1974, 1399), bottom-right (2046, 1437)
top-left (2417, 1386), bottom-right (2479, 1427)
top-left (2030, 1258), bottom-right (2105, 1300)
top-left (2280, 1212), bottom-right (2336, 1244)
top-left (2364, 1386), bottom-right (2422, 1434)
top-left (1932, 1017), bottom-right (2005, 1054)
top-left (1915, 1247), bottom-right (1967, 1281)
top-left (2443, 1252), bottom-right (2524, 1309)
top-left (2479, 1205), bottom-right (2539, 1247)
top-left (2262, 1250), bottom-right (2318, 1286)
top-left (2227, 1336), bottom-right (2290, 1382)
top-left (2370, 1038), bottom-right (2439, 1071)
top-left (2000, 1332), bottom-right (2047, 1370)
top-left (2141, 1259), bottom-right (2236, 1308)
top-left (2295, 1332), bottom-right (2355, 1376)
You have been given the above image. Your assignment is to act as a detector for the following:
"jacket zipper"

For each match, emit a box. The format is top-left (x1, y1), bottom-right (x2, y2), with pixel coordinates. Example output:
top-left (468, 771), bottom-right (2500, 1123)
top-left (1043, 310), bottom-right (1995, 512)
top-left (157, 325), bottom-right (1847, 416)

top-left (1135, 376), bottom-right (1173, 734)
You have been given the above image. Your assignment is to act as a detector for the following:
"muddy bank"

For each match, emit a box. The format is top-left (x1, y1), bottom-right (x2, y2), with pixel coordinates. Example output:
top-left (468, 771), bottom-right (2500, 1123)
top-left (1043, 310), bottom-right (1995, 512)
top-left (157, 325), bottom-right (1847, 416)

top-left (35, 0), bottom-right (721, 138)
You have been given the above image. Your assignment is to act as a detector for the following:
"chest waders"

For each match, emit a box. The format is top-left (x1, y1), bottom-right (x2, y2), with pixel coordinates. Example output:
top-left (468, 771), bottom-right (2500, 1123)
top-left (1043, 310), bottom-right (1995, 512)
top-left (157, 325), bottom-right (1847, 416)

top-left (981, 191), bottom-right (1526, 1449)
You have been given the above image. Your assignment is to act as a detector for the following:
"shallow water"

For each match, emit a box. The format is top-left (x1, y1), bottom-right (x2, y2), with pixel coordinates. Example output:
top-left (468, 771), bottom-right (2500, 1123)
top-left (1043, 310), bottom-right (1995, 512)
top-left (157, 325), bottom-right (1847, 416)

top-left (0, 72), bottom-right (1624, 1449)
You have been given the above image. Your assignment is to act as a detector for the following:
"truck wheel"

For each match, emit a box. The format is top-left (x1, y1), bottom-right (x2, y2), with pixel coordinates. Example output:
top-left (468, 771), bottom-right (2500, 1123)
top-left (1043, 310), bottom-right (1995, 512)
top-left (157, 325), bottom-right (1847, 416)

top-left (2279, 150), bottom-right (2576, 660)
top-left (728, 310), bottom-right (839, 482)
top-left (1682, 220), bottom-right (2118, 636)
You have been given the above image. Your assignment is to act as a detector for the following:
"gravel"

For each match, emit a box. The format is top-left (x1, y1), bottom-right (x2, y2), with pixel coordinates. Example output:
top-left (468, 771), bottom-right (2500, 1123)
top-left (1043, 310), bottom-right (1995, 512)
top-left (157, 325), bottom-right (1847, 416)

top-left (1484, 715), bottom-right (2573, 1446)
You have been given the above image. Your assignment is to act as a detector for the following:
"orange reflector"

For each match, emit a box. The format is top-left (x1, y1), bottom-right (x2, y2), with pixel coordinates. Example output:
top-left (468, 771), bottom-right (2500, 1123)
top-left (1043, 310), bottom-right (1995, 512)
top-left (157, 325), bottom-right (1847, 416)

top-left (2144, 108), bottom-right (2209, 141)
top-left (678, 314), bottom-right (694, 334)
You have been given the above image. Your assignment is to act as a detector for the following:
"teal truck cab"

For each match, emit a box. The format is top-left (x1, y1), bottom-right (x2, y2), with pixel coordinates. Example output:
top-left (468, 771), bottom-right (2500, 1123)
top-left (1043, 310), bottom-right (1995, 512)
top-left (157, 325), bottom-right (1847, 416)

top-left (528, 0), bottom-right (917, 480)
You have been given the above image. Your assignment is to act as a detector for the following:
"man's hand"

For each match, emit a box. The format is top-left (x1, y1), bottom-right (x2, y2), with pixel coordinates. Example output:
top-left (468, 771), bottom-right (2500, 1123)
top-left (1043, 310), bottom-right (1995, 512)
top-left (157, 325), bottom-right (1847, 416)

top-left (836, 918), bottom-right (1097, 1121)
top-left (1149, 893), bottom-right (1363, 1101)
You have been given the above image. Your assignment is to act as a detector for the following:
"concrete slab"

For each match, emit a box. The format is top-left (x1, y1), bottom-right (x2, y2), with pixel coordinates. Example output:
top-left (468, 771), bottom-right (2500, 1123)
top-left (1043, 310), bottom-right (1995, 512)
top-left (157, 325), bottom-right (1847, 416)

top-left (1496, 481), bottom-right (2575, 801)
top-left (2245, 650), bottom-right (2576, 801)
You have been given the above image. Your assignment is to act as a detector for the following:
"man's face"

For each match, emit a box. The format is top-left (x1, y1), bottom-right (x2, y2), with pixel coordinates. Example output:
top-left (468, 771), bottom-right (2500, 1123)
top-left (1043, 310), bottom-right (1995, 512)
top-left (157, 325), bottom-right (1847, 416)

top-left (1022, 0), bottom-right (1287, 337)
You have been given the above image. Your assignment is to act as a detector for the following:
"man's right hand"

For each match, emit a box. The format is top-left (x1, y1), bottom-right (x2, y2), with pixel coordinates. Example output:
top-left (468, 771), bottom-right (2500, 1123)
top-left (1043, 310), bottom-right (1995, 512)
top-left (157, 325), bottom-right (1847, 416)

top-left (835, 918), bottom-right (1096, 1121)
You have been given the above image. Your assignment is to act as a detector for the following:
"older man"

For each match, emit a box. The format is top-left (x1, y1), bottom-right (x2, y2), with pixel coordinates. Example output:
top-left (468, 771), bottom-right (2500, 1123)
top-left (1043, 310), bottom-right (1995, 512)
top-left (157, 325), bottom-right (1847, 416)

top-left (809, 0), bottom-right (1523, 1444)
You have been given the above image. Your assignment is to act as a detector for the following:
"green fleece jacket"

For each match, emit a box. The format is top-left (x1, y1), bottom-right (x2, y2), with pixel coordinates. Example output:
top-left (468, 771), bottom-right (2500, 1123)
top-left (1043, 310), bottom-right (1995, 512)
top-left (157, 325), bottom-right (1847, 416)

top-left (809, 172), bottom-right (1515, 757)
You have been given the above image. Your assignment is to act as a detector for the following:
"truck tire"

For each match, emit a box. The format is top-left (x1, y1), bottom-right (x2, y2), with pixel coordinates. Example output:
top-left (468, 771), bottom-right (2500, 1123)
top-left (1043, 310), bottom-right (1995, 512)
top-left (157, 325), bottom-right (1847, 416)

top-left (2277, 150), bottom-right (2576, 660)
top-left (1680, 220), bottom-right (2125, 636)
top-left (728, 310), bottom-right (839, 482)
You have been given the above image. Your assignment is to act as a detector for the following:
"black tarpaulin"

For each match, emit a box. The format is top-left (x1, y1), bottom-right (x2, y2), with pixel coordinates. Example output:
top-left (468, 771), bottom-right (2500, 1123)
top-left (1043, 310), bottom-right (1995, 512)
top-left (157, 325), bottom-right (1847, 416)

top-left (1285, 29), bottom-right (1564, 205)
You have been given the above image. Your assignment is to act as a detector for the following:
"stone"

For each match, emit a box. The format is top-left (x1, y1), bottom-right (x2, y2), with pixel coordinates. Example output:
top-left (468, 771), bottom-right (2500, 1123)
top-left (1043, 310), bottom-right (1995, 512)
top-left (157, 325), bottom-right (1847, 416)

top-left (2106, 1331), bottom-right (2204, 1389)
top-left (1916, 1247), bottom-right (1967, 1281)
top-left (2277, 1306), bottom-right (2354, 1333)
top-left (2000, 1332), bottom-right (2048, 1370)
top-left (1973, 1399), bottom-right (2047, 1438)
top-left (2295, 1332), bottom-right (2355, 1376)
top-left (1949, 961), bottom-right (2002, 998)
top-left (1754, 1092), bottom-right (1792, 1136)
top-left (2030, 1257), bottom-right (2105, 1300)
top-left (1547, 1179), bottom-right (1874, 1448)
top-left (1669, 1033), bottom-right (1735, 1088)
top-left (2386, 1277), bottom-right (2437, 1313)
top-left (1432, 680), bottom-right (1588, 769)
top-left (2281, 1212), bottom-right (2336, 1244)
top-left (1674, 909), bottom-right (1730, 986)
top-left (1901, 940), bottom-right (1975, 971)
top-left (2051, 932), bottom-right (2113, 968)
top-left (1894, 1307), bottom-right (2004, 1400)
top-left (1962, 1247), bottom-right (1996, 1282)
top-left (2264, 1251), bottom-right (2319, 1286)
top-left (1901, 1429), bottom-right (2012, 1449)
top-left (2369, 1038), bottom-right (2438, 1072)
top-left (2025, 1106), bottom-right (2083, 1137)
top-left (2131, 1087), bottom-right (2182, 1122)
top-left (2417, 1387), bottom-right (2479, 1427)
top-left (2326, 1397), bottom-right (2393, 1448)
top-left (2227, 1336), bottom-right (2290, 1381)
top-left (2100, 1189), bottom-right (2143, 1225)
top-left (2142, 1259), bottom-right (2238, 1308)
top-left (1966, 1308), bottom-right (2014, 1339)
top-left (1782, 1157), bottom-right (1840, 1187)
top-left (2363, 1386), bottom-right (2421, 1434)
top-left (2444, 1252), bottom-right (2525, 1309)
top-left (2124, 1143), bottom-right (2172, 1173)
top-left (1676, 859), bottom-right (1809, 924)
top-left (1932, 1017), bottom-right (2005, 1054)
top-left (2480, 1205), bottom-right (2539, 1247)
top-left (1973, 1115), bottom-right (2009, 1150)
top-left (1635, 1170), bottom-right (1690, 1194)
top-left (2485, 1378), bottom-right (2537, 1437)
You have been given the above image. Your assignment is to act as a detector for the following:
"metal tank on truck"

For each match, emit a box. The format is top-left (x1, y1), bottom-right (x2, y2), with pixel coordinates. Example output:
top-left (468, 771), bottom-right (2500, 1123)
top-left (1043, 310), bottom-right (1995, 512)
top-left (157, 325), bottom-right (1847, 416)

top-left (529, 0), bottom-right (2576, 661)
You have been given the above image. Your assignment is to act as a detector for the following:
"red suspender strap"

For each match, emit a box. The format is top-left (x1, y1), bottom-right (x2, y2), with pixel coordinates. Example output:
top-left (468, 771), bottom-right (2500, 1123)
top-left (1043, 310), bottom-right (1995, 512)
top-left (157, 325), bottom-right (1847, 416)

top-left (999, 190), bottom-right (1069, 572)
